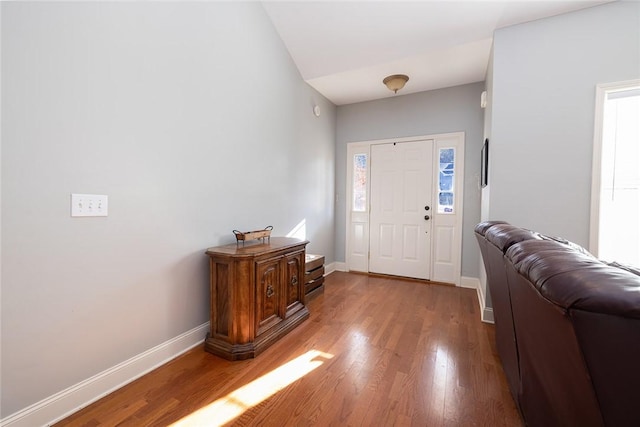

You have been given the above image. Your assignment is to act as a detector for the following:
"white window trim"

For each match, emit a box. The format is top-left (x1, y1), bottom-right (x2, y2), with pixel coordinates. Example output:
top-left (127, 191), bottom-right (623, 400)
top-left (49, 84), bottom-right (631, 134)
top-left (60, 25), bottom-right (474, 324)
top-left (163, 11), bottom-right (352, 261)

top-left (589, 78), bottom-right (640, 256)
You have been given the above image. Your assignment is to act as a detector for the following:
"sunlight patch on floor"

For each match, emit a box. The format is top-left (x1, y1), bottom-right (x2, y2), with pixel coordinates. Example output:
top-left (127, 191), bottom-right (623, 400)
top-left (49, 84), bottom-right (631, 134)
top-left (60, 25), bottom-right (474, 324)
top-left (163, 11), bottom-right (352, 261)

top-left (170, 349), bottom-right (334, 426)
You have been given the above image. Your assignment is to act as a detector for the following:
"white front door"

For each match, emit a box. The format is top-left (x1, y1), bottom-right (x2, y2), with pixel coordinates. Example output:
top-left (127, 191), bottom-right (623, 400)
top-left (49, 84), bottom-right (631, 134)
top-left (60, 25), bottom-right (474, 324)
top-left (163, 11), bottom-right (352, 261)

top-left (369, 140), bottom-right (433, 279)
top-left (345, 133), bottom-right (465, 285)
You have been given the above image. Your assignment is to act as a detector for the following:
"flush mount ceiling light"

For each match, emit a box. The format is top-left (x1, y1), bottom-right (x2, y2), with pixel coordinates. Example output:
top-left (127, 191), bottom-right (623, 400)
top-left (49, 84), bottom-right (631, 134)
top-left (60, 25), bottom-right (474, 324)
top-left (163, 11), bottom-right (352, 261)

top-left (383, 74), bottom-right (409, 94)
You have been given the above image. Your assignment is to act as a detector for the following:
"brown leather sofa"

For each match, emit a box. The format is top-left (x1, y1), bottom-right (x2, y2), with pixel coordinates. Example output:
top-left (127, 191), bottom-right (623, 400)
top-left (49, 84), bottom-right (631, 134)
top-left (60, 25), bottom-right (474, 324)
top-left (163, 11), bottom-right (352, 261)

top-left (475, 221), bottom-right (640, 427)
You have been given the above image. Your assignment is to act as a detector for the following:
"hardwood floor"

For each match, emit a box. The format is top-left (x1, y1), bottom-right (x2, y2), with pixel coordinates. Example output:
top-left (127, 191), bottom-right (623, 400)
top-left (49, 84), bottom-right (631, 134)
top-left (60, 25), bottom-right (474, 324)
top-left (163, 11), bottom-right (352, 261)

top-left (55, 272), bottom-right (523, 427)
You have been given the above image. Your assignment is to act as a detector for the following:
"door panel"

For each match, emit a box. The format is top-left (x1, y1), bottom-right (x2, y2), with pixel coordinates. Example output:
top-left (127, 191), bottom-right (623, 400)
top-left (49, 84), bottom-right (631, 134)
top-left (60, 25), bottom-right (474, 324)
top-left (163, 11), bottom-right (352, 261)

top-left (284, 251), bottom-right (304, 317)
top-left (435, 226), bottom-right (454, 263)
top-left (351, 223), bottom-right (367, 253)
top-left (381, 174), bottom-right (394, 211)
top-left (378, 224), bottom-right (394, 258)
top-left (434, 225), bottom-right (455, 280)
top-left (256, 258), bottom-right (282, 336)
top-left (402, 225), bottom-right (419, 260)
top-left (404, 171), bottom-right (420, 211)
top-left (369, 140), bottom-right (433, 279)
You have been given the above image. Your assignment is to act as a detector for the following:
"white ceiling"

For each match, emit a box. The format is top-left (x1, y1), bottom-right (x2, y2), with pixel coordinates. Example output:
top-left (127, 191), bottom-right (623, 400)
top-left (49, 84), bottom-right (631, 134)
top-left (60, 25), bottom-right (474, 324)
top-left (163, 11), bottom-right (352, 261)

top-left (262, 0), bottom-right (613, 105)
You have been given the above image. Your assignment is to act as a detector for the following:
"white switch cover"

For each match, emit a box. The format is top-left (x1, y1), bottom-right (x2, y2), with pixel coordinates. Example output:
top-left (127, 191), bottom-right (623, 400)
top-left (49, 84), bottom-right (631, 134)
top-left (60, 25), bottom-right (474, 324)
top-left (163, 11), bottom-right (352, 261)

top-left (71, 194), bottom-right (108, 217)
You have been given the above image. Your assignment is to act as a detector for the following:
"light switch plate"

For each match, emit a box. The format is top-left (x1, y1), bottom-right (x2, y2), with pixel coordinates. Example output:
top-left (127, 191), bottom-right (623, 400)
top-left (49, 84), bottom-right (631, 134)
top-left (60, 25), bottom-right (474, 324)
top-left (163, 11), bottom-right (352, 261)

top-left (71, 194), bottom-right (108, 217)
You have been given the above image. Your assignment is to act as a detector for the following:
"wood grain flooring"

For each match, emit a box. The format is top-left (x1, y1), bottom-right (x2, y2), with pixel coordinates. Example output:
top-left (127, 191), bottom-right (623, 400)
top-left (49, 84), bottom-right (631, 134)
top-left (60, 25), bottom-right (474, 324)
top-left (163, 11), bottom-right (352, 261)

top-left (55, 272), bottom-right (523, 426)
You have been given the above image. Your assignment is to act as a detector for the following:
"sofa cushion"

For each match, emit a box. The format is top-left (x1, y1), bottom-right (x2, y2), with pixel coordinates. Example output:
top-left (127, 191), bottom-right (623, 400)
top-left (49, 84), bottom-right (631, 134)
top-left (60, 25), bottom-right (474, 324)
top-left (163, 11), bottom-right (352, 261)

top-left (506, 240), bottom-right (640, 318)
top-left (538, 233), bottom-right (596, 258)
top-left (485, 224), bottom-right (542, 253)
top-left (544, 266), bottom-right (640, 318)
top-left (474, 220), bottom-right (509, 236)
top-left (506, 239), bottom-right (588, 270)
top-left (608, 261), bottom-right (640, 277)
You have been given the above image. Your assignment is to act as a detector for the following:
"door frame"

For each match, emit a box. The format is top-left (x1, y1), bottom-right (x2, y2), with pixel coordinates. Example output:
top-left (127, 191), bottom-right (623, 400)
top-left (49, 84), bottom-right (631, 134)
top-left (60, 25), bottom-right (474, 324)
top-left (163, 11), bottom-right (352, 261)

top-left (345, 132), bottom-right (465, 285)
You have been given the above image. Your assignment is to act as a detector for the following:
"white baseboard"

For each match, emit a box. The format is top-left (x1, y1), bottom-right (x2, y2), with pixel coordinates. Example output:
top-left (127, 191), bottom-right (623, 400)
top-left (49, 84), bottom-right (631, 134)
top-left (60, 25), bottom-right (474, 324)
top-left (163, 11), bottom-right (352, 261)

top-left (482, 306), bottom-right (495, 323)
top-left (460, 276), bottom-right (494, 324)
top-left (476, 279), bottom-right (494, 324)
top-left (460, 276), bottom-right (478, 289)
top-left (324, 261), bottom-right (337, 275)
top-left (1, 323), bottom-right (209, 427)
top-left (333, 262), bottom-right (348, 272)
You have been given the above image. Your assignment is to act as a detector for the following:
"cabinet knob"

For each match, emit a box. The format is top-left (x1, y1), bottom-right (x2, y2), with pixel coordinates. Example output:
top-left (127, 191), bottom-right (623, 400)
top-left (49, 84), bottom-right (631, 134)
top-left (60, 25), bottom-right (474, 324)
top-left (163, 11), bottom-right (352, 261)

top-left (266, 284), bottom-right (274, 298)
top-left (291, 276), bottom-right (298, 286)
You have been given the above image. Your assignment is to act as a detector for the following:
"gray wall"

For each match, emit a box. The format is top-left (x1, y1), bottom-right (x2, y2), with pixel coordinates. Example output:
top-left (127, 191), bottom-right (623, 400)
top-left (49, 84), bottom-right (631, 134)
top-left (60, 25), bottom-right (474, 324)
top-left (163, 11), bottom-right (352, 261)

top-left (488, 1), bottom-right (640, 245)
top-left (1, 2), bottom-right (335, 417)
top-left (336, 83), bottom-right (486, 278)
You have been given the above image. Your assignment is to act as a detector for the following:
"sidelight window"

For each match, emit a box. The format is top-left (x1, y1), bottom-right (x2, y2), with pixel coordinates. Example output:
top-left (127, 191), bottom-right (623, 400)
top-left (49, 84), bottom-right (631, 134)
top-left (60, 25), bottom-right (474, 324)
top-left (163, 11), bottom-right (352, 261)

top-left (438, 148), bottom-right (455, 213)
top-left (353, 154), bottom-right (367, 212)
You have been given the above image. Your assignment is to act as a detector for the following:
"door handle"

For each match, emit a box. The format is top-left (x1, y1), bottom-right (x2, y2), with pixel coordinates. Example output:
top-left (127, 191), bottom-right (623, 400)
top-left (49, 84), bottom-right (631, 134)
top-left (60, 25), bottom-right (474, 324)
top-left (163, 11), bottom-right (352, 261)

top-left (424, 215), bottom-right (430, 220)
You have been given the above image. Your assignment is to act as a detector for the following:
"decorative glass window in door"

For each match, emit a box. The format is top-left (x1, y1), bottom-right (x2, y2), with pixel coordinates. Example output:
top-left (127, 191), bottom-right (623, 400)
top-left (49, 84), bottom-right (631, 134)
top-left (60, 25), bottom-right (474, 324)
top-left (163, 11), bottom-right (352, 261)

top-left (353, 154), bottom-right (367, 212)
top-left (438, 148), bottom-right (455, 213)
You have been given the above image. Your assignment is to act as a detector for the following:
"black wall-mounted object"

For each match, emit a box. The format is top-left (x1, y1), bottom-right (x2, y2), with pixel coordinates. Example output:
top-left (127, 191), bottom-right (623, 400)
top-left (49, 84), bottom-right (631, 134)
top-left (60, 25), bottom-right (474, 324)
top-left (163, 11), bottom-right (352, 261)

top-left (481, 138), bottom-right (489, 188)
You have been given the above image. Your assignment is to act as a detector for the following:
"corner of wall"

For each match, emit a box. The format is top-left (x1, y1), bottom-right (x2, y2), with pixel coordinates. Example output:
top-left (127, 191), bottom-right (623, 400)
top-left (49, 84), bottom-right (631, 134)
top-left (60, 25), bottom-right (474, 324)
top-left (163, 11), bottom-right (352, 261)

top-left (463, 274), bottom-right (494, 324)
top-left (460, 276), bottom-right (492, 323)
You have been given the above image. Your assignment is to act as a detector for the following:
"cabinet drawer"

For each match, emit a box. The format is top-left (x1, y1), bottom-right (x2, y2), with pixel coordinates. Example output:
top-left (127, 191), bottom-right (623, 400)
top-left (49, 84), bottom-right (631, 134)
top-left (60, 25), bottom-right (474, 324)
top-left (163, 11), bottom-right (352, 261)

top-left (305, 254), bottom-right (324, 272)
top-left (305, 265), bottom-right (324, 282)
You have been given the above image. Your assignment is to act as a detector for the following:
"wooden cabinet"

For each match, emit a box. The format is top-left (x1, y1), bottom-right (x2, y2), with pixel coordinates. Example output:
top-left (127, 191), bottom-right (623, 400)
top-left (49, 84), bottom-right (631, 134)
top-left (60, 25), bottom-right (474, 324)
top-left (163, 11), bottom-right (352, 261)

top-left (205, 237), bottom-right (309, 360)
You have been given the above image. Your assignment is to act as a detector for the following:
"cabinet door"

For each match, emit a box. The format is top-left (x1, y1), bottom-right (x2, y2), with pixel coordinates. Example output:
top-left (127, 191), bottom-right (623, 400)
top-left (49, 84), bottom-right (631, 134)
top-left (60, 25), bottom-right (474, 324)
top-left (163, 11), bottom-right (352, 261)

top-left (284, 251), bottom-right (305, 317)
top-left (256, 257), bottom-right (283, 335)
